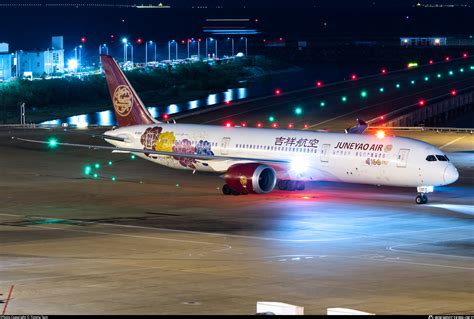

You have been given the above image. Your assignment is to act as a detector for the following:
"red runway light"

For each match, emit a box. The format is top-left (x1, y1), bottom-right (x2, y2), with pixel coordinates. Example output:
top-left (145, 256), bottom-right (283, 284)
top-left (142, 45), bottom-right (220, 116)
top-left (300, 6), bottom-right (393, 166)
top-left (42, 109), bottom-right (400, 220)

top-left (351, 74), bottom-right (357, 80)
top-left (451, 90), bottom-right (457, 96)
top-left (381, 68), bottom-right (387, 74)
top-left (380, 116), bottom-right (384, 120)
top-left (162, 114), bottom-right (169, 119)
top-left (445, 56), bottom-right (450, 61)
top-left (241, 122), bottom-right (247, 127)
top-left (288, 123), bottom-right (293, 128)
top-left (304, 124), bottom-right (309, 128)
top-left (257, 122), bottom-right (262, 128)
top-left (137, 38), bottom-right (143, 44)
top-left (429, 60), bottom-right (434, 64)
top-left (225, 100), bottom-right (231, 105)
top-left (81, 37), bottom-right (86, 43)
top-left (275, 89), bottom-right (281, 95)
top-left (225, 122), bottom-right (232, 128)
top-left (418, 99), bottom-right (426, 106)
top-left (316, 81), bottom-right (323, 87)
top-left (272, 123), bottom-right (278, 128)
top-left (463, 53), bottom-right (468, 58)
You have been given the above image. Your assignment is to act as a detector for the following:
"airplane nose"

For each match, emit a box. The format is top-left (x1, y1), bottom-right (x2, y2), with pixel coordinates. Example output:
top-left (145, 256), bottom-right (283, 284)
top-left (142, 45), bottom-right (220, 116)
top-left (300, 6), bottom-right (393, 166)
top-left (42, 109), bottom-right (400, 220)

top-left (443, 164), bottom-right (459, 184)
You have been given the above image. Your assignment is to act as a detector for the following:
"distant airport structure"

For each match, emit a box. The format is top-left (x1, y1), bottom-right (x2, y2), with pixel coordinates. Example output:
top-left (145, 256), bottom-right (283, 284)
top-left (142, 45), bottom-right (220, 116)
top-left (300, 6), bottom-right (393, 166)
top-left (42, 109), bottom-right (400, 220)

top-left (16, 36), bottom-right (65, 78)
top-left (0, 42), bottom-right (12, 81)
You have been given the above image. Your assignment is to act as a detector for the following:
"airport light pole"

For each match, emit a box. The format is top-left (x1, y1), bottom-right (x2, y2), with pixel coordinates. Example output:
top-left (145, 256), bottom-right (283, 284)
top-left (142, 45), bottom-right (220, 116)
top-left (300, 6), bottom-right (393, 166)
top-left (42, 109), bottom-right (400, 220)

top-left (197, 38), bottom-right (201, 59)
top-left (122, 38), bottom-right (128, 63)
top-left (227, 37), bottom-right (234, 56)
top-left (241, 37), bottom-right (248, 56)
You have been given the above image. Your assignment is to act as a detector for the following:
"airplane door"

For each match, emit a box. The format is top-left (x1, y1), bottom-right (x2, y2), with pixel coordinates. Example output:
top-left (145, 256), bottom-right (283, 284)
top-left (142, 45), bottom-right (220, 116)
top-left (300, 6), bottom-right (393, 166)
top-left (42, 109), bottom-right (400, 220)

top-left (221, 137), bottom-right (231, 155)
top-left (320, 144), bottom-right (331, 162)
top-left (397, 149), bottom-right (410, 168)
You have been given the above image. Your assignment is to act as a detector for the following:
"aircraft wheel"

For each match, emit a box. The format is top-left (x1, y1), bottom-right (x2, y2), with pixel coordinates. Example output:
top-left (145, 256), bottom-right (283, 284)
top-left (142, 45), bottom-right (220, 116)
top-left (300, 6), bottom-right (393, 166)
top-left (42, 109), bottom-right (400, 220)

top-left (416, 194), bottom-right (427, 205)
top-left (278, 180), bottom-right (288, 190)
top-left (287, 181), bottom-right (296, 191)
top-left (222, 184), bottom-right (232, 195)
top-left (296, 181), bottom-right (305, 191)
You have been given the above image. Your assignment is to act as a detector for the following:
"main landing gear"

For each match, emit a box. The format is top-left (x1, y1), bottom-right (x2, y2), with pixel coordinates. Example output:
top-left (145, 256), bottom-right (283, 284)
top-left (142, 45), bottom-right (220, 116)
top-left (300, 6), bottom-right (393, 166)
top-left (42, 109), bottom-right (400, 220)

top-left (415, 194), bottom-right (428, 205)
top-left (277, 180), bottom-right (305, 191)
top-left (222, 184), bottom-right (241, 196)
top-left (415, 186), bottom-right (433, 205)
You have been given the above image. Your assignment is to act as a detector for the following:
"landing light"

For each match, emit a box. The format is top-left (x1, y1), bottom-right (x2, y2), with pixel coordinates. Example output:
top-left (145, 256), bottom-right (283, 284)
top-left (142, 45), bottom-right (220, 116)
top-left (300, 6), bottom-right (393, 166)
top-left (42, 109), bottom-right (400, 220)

top-left (376, 130), bottom-right (385, 139)
top-left (290, 157), bottom-right (308, 173)
top-left (407, 62), bottom-right (418, 68)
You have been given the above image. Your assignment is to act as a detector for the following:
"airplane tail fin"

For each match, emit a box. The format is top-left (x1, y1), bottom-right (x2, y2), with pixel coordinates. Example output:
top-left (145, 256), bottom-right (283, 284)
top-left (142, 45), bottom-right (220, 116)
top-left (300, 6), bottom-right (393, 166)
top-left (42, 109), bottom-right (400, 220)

top-left (101, 55), bottom-right (158, 127)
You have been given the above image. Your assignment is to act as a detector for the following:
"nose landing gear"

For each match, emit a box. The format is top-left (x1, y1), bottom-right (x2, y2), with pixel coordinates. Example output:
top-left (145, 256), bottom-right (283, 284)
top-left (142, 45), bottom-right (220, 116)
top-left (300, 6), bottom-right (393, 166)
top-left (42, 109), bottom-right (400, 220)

top-left (415, 186), bottom-right (433, 205)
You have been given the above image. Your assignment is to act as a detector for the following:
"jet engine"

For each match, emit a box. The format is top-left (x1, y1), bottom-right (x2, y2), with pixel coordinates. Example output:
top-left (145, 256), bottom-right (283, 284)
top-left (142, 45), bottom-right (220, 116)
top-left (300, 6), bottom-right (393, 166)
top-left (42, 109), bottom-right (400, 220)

top-left (223, 163), bottom-right (277, 195)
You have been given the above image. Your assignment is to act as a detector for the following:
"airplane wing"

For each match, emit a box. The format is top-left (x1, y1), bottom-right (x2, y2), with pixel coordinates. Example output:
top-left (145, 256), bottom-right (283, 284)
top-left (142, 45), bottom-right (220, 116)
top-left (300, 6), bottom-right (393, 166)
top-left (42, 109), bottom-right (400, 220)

top-left (12, 137), bottom-right (290, 165)
top-left (344, 118), bottom-right (368, 134)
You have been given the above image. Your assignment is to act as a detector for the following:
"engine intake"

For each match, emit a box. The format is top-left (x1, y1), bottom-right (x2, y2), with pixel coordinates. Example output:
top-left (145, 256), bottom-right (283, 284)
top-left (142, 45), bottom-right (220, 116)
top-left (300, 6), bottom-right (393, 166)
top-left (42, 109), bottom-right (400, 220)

top-left (225, 163), bottom-right (277, 194)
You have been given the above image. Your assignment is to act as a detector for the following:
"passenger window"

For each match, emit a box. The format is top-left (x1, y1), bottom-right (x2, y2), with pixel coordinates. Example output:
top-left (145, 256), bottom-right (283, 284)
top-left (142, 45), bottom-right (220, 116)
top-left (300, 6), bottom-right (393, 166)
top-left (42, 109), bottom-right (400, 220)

top-left (436, 155), bottom-right (448, 161)
top-left (426, 155), bottom-right (437, 161)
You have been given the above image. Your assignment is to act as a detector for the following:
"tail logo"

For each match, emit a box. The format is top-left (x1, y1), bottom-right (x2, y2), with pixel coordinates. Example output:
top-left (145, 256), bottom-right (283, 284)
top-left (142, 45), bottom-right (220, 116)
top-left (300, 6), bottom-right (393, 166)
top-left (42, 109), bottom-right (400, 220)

top-left (113, 85), bottom-right (133, 117)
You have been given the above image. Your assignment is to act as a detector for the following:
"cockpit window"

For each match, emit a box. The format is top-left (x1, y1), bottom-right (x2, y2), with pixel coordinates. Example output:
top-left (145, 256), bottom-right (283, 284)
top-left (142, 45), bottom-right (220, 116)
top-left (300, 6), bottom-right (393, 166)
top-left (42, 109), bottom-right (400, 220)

top-left (426, 155), bottom-right (437, 161)
top-left (436, 155), bottom-right (448, 161)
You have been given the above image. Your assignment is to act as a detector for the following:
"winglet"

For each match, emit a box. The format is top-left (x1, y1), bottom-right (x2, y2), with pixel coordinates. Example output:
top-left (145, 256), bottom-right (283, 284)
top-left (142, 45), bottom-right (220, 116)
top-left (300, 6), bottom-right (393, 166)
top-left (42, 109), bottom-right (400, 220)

top-left (101, 55), bottom-right (158, 127)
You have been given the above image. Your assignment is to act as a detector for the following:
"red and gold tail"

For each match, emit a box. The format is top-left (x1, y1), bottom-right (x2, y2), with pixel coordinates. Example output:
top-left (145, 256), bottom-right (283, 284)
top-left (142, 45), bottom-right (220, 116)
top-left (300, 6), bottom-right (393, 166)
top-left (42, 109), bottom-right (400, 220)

top-left (101, 55), bottom-right (158, 127)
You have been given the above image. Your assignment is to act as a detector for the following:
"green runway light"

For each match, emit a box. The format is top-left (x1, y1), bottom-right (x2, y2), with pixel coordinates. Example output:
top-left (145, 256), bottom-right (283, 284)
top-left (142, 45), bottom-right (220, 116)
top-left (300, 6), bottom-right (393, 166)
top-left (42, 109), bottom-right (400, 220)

top-left (341, 96), bottom-right (347, 102)
top-left (84, 166), bottom-right (91, 175)
top-left (449, 70), bottom-right (454, 75)
top-left (320, 101), bottom-right (325, 107)
top-left (395, 83), bottom-right (400, 88)
top-left (131, 154), bottom-right (136, 160)
top-left (411, 80), bottom-right (415, 85)
top-left (460, 68), bottom-right (464, 72)
top-left (379, 87), bottom-right (384, 92)
top-left (269, 116), bottom-right (275, 122)
top-left (437, 73), bottom-right (442, 78)
top-left (111, 176), bottom-right (116, 181)
top-left (108, 161), bottom-right (113, 166)
top-left (424, 76), bottom-right (429, 81)
top-left (470, 66), bottom-right (474, 70)
top-left (93, 173), bottom-right (98, 179)
top-left (94, 163), bottom-right (100, 169)
top-left (294, 107), bottom-right (303, 115)
top-left (47, 137), bottom-right (58, 149)
top-left (360, 91), bottom-right (367, 98)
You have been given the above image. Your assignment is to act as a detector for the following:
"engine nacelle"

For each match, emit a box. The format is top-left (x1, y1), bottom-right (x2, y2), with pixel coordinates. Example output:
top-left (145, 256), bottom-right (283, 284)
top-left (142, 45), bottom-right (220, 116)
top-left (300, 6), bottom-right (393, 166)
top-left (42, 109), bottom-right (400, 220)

top-left (225, 163), bottom-right (277, 194)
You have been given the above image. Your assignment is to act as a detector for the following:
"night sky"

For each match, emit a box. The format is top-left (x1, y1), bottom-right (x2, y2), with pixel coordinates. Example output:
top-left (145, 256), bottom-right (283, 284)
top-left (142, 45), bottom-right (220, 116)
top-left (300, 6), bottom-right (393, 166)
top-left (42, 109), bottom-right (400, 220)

top-left (0, 0), bottom-right (473, 51)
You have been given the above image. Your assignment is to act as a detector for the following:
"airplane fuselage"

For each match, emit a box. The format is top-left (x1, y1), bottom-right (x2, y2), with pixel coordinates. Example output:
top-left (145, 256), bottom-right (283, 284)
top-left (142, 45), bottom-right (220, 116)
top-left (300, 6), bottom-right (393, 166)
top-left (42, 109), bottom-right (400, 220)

top-left (105, 123), bottom-right (459, 188)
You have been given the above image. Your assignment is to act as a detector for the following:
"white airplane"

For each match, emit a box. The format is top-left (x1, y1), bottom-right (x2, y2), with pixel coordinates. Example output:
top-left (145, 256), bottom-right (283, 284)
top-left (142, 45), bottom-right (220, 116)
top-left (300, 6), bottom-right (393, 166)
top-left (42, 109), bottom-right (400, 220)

top-left (15, 55), bottom-right (459, 204)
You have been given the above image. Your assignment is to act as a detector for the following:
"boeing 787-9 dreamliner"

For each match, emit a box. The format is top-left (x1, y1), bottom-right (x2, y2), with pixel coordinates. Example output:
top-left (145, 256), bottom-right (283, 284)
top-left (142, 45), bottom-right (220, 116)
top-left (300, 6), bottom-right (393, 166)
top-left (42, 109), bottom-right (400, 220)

top-left (15, 55), bottom-right (459, 204)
